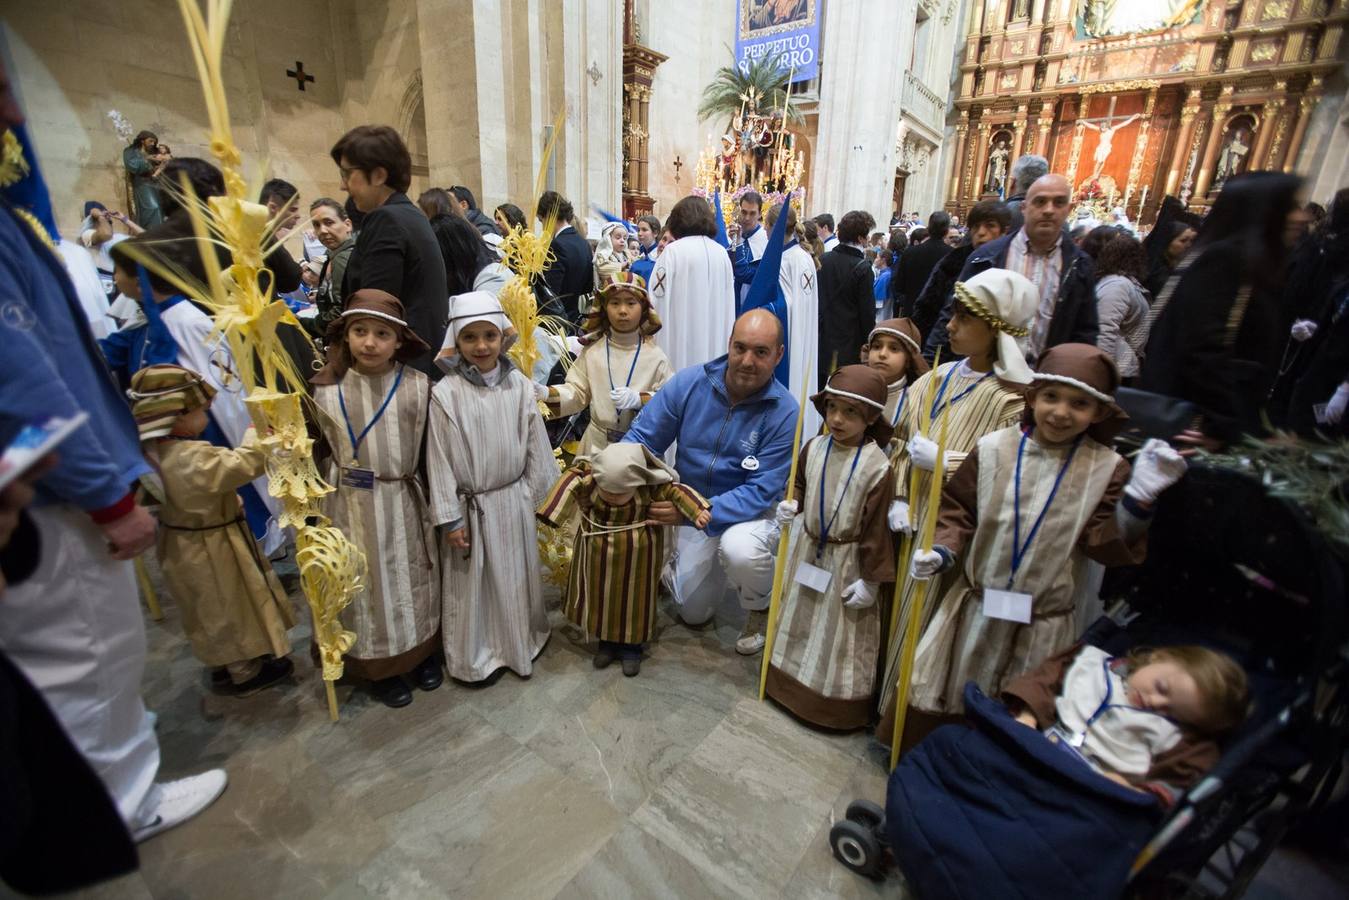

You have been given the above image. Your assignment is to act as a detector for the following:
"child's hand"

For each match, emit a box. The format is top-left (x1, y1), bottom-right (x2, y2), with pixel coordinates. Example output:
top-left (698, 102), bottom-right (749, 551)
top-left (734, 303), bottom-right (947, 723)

top-left (841, 579), bottom-right (877, 609)
top-left (1124, 438), bottom-right (1188, 504)
top-left (774, 499), bottom-right (798, 529)
top-left (446, 527), bottom-right (469, 551)
top-left (887, 499), bottom-right (911, 533)
top-left (693, 509), bottom-right (711, 529)
top-left (909, 548), bottom-right (946, 581)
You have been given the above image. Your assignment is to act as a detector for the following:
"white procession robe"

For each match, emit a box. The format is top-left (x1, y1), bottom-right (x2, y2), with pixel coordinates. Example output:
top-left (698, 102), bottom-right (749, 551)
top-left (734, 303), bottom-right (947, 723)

top-left (649, 235), bottom-right (736, 374)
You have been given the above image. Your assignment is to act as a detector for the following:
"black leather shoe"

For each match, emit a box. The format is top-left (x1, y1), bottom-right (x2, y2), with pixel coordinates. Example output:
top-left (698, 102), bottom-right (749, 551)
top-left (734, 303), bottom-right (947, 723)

top-left (231, 656), bottom-right (295, 697)
top-left (411, 656), bottom-right (444, 692)
top-left (371, 676), bottom-right (413, 708)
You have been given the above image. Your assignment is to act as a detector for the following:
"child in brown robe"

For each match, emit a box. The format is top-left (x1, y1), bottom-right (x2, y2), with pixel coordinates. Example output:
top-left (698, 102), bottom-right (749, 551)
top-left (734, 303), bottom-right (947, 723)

top-left (129, 364), bottom-right (294, 696)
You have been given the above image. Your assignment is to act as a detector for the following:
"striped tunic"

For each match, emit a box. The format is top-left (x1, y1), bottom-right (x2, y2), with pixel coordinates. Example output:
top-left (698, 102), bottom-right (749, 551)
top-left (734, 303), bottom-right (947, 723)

top-left (537, 469), bottom-right (709, 644)
top-left (910, 427), bottom-right (1139, 714)
top-left (876, 361), bottom-right (1025, 722)
top-left (766, 435), bottom-right (893, 730)
top-left (314, 365), bottom-right (440, 680)
top-left (427, 363), bottom-right (556, 682)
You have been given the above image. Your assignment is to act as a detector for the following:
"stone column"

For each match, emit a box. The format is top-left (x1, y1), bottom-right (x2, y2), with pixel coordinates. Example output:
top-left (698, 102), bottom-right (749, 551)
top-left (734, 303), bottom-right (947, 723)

top-left (1165, 89), bottom-right (1202, 196)
top-left (417, 0), bottom-right (485, 193)
top-left (810, 0), bottom-right (912, 218)
top-left (1010, 104), bottom-right (1030, 169)
top-left (1034, 99), bottom-right (1056, 156)
top-left (1251, 85), bottom-right (1286, 168)
top-left (969, 123), bottom-right (992, 201)
top-left (1192, 94), bottom-right (1233, 200)
top-left (949, 117), bottom-right (970, 201)
top-left (1282, 89), bottom-right (1319, 173)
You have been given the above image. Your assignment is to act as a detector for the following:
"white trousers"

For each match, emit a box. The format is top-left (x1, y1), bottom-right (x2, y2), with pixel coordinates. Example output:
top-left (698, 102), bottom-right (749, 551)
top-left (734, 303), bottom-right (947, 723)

top-left (0, 505), bottom-right (160, 827)
top-left (665, 519), bottom-right (778, 625)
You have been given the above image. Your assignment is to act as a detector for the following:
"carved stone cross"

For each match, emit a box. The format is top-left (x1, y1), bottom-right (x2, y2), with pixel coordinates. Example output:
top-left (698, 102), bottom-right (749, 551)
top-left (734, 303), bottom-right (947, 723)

top-left (286, 61), bottom-right (315, 92)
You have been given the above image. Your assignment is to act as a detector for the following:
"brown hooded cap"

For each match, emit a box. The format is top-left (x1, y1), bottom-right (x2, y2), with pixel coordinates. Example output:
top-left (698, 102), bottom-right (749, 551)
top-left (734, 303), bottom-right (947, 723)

top-left (811, 364), bottom-right (895, 447)
top-left (1020, 342), bottom-right (1129, 444)
top-left (868, 317), bottom-right (931, 379)
top-left (311, 289), bottom-right (431, 385)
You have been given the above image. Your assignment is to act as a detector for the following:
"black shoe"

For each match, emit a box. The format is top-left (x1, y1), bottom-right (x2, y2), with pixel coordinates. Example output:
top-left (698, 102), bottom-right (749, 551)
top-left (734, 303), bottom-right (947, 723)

top-left (411, 656), bottom-right (443, 692)
top-left (621, 657), bottom-right (641, 677)
top-left (370, 676), bottom-right (413, 708)
top-left (593, 647), bottom-right (617, 669)
top-left (231, 656), bottom-right (295, 697)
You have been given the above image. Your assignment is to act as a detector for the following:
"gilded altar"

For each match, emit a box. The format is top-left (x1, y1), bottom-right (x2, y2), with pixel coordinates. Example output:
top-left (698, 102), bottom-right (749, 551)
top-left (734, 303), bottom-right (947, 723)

top-left (946, 0), bottom-right (1347, 223)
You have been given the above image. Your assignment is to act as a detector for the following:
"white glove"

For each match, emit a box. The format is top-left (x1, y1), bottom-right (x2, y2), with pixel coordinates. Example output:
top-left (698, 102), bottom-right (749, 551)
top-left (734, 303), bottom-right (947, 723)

top-left (1325, 382), bottom-right (1349, 425)
top-left (531, 380), bottom-right (551, 401)
top-left (910, 549), bottom-right (945, 581)
top-left (1291, 319), bottom-right (1318, 342)
top-left (842, 579), bottom-right (878, 610)
top-left (611, 387), bottom-right (643, 411)
top-left (1124, 438), bottom-right (1188, 503)
top-left (565, 335), bottom-right (584, 356)
top-left (908, 434), bottom-right (939, 471)
top-left (775, 499), bottom-right (798, 530)
top-left (887, 499), bottom-right (912, 533)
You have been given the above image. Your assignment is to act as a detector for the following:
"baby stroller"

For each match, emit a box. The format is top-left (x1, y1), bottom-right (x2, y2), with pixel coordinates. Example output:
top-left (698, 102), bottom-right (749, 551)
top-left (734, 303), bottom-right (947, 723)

top-left (829, 461), bottom-right (1349, 898)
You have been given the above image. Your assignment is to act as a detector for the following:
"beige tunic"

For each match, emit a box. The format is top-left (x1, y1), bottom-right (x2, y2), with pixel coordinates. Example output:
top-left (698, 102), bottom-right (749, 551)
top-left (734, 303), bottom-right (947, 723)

top-left (550, 331), bottom-right (673, 457)
top-left (315, 365), bottom-right (440, 679)
top-left (767, 436), bottom-right (893, 730)
top-left (876, 362), bottom-right (1025, 718)
top-left (428, 363), bottom-right (556, 682)
top-left (881, 377), bottom-right (911, 462)
top-left (156, 438), bottom-right (294, 667)
top-left (909, 427), bottom-right (1143, 715)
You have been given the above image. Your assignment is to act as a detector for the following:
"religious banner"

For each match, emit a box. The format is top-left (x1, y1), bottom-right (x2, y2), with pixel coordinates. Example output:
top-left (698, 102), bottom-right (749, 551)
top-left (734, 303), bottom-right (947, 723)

top-left (735, 0), bottom-right (821, 82)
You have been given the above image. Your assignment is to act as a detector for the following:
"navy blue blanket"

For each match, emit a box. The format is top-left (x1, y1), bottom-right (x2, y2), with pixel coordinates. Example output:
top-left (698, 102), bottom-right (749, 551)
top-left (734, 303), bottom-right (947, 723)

top-left (886, 684), bottom-right (1161, 900)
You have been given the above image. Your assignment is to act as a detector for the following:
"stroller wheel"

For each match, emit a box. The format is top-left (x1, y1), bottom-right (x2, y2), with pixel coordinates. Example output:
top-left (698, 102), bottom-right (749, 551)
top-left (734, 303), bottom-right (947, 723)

top-left (845, 798), bottom-right (887, 831)
top-left (830, 819), bottom-right (882, 877)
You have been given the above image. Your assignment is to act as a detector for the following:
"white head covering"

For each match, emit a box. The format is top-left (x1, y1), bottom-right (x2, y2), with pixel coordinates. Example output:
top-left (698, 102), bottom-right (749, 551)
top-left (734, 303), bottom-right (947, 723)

top-left (435, 291), bottom-right (516, 371)
top-left (952, 268), bottom-right (1038, 385)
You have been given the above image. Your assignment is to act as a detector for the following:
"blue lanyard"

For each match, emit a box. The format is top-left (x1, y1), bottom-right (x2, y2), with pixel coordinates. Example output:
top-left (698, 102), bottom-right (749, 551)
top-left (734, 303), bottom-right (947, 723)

top-left (338, 364), bottom-right (404, 463)
top-left (605, 335), bottom-right (641, 391)
top-left (816, 436), bottom-right (864, 559)
top-left (930, 364), bottom-right (993, 421)
top-left (1008, 430), bottom-right (1081, 590)
top-left (890, 384), bottom-right (908, 427)
top-left (1082, 656), bottom-right (1177, 734)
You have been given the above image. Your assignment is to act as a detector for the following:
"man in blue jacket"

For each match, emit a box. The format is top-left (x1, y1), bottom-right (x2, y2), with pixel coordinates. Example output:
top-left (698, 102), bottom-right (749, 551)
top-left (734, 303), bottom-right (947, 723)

top-left (624, 309), bottom-right (798, 655)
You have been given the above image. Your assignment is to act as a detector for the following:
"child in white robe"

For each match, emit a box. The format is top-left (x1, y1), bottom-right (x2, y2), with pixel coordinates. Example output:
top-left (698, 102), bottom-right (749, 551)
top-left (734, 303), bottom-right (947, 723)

top-left (427, 291), bottom-right (556, 683)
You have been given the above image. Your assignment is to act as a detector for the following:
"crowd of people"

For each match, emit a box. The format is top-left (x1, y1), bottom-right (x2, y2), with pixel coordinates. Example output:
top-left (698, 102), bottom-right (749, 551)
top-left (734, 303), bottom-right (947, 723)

top-left (3, 65), bottom-right (1347, 890)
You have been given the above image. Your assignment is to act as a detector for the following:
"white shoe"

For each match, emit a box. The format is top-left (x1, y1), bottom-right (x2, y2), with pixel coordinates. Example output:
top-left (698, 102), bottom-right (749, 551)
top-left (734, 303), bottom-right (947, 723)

top-left (736, 609), bottom-right (768, 656)
top-left (132, 769), bottom-right (228, 843)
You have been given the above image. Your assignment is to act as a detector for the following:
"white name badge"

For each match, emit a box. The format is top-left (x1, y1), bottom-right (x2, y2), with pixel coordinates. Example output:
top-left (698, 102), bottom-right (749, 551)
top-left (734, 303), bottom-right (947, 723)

top-left (793, 561), bottom-right (833, 593)
top-left (982, 588), bottom-right (1033, 624)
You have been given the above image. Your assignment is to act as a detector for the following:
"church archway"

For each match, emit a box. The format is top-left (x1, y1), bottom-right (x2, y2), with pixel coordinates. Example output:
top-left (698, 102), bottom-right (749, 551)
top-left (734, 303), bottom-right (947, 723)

top-left (398, 71), bottom-right (430, 197)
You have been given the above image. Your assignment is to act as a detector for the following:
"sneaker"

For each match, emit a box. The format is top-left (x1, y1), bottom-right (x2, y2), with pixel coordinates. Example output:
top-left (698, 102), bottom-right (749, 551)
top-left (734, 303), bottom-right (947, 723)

top-left (132, 769), bottom-right (228, 843)
top-left (735, 609), bottom-right (768, 656)
top-left (231, 656), bottom-right (294, 698)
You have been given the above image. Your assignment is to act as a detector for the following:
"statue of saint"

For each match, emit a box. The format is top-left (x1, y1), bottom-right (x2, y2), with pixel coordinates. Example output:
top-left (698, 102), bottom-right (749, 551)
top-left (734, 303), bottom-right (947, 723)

top-left (1214, 127), bottom-right (1251, 189)
top-left (985, 139), bottom-right (1011, 193)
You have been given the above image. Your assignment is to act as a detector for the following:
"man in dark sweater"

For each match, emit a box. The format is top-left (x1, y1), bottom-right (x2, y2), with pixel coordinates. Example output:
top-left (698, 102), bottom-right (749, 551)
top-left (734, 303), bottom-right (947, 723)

top-left (449, 184), bottom-right (501, 237)
top-left (816, 209), bottom-right (877, 387)
top-left (894, 211), bottom-right (953, 317)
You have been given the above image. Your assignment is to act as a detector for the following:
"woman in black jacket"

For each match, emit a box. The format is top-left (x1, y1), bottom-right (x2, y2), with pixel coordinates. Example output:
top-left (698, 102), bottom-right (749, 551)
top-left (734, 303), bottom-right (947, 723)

top-left (418, 189), bottom-right (499, 295)
top-left (1139, 172), bottom-right (1304, 448)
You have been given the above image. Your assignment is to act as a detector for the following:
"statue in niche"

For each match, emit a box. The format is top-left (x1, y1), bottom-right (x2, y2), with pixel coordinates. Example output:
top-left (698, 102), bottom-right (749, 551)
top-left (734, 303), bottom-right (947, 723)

top-left (985, 137), bottom-right (1011, 194)
top-left (1214, 124), bottom-right (1252, 190)
top-left (1013, 0), bottom-right (1031, 18)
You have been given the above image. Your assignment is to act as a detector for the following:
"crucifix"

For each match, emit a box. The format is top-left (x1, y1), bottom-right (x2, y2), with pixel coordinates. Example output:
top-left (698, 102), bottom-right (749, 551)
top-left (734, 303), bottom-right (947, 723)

top-left (672, 155), bottom-right (683, 185)
top-left (1079, 96), bottom-right (1141, 177)
top-left (286, 61), bottom-right (315, 92)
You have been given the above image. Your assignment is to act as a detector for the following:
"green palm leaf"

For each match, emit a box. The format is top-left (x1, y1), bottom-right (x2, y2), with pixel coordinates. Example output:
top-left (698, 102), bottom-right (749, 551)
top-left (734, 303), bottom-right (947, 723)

top-left (698, 52), bottom-right (804, 128)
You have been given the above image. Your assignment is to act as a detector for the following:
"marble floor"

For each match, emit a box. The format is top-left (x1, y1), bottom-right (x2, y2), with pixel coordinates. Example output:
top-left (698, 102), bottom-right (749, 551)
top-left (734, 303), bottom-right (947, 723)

top-left (67, 561), bottom-right (898, 900)
top-left (51, 560), bottom-right (1347, 900)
